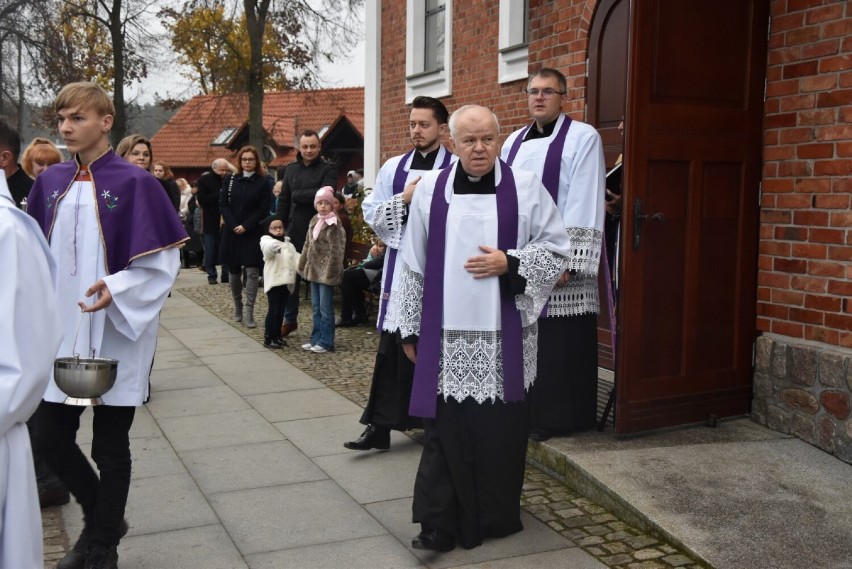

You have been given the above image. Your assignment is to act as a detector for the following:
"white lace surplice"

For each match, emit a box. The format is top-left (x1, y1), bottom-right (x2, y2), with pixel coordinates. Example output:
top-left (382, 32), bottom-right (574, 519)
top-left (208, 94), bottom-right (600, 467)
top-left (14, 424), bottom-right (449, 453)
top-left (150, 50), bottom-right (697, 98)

top-left (362, 147), bottom-right (455, 332)
top-left (397, 164), bottom-right (569, 404)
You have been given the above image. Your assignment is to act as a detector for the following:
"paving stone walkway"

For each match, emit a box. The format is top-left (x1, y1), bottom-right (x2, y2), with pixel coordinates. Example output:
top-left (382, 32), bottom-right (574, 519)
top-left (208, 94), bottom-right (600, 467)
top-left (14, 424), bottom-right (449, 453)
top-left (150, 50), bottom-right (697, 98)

top-left (177, 280), bottom-right (709, 569)
top-left (41, 273), bottom-right (709, 568)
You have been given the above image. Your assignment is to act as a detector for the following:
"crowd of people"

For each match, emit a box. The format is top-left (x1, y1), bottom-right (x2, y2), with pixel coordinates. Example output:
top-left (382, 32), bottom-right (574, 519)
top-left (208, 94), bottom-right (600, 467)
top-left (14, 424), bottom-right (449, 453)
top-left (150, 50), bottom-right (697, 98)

top-left (1, 67), bottom-right (607, 567)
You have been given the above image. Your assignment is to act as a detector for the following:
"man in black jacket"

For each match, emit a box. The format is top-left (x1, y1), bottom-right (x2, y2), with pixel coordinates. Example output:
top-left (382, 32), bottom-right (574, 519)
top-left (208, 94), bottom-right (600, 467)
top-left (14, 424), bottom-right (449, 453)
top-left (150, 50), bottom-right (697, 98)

top-left (0, 116), bottom-right (33, 209)
top-left (275, 129), bottom-right (337, 336)
top-left (196, 158), bottom-right (233, 284)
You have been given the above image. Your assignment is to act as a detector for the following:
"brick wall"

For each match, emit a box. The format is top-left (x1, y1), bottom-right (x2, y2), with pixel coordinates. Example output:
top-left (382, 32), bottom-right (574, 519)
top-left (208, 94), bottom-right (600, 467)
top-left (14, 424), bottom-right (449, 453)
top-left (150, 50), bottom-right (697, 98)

top-left (379, 0), bottom-right (594, 162)
top-left (759, 0), bottom-right (852, 349)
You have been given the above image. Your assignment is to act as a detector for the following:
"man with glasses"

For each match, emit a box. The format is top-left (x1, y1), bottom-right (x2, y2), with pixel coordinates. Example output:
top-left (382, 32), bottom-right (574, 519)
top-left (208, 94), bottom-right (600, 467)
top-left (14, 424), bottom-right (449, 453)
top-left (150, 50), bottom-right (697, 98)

top-left (501, 68), bottom-right (606, 441)
top-left (196, 158), bottom-right (233, 284)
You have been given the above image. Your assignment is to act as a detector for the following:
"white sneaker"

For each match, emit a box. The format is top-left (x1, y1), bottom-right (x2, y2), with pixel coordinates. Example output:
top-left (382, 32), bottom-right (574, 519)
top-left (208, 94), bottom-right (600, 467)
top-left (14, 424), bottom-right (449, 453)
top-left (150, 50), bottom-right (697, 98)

top-left (301, 343), bottom-right (313, 351)
top-left (310, 345), bottom-right (328, 353)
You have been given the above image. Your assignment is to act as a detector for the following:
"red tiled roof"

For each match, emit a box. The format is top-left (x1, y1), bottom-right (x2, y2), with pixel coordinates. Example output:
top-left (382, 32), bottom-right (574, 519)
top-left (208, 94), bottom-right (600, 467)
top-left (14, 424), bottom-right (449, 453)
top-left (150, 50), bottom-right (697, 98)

top-left (151, 87), bottom-right (364, 169)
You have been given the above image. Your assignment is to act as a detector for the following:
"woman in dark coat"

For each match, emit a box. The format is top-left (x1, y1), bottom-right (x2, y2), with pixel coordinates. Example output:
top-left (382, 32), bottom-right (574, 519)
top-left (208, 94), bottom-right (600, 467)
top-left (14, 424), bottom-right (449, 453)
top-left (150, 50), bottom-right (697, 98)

top-left (220, 145), bottom-right (273, 329)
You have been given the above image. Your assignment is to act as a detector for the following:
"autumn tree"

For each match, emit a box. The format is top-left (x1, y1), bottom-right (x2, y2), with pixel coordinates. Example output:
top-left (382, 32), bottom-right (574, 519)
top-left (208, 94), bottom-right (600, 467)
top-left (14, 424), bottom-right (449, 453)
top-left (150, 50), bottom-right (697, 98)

top-left (165, 0), bottom-right (362, 152)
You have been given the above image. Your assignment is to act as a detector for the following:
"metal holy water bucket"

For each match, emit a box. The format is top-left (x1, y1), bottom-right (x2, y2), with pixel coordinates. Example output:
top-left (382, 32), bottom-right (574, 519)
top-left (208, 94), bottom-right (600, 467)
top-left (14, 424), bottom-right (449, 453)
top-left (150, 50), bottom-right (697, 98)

top-left (53, 308), bottom-right (118, 406)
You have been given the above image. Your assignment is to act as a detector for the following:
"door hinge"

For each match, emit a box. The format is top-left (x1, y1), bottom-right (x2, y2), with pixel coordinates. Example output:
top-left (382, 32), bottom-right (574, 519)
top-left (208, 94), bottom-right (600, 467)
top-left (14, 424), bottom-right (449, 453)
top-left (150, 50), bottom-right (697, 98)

top-left (758, 182), bottom-right (762, 208)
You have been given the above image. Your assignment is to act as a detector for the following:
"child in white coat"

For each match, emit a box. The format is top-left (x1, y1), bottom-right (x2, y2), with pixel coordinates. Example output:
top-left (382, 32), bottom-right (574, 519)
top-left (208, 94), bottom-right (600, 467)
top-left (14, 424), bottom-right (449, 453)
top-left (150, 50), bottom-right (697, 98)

top-left (260, 217), bottom-right (299, 348)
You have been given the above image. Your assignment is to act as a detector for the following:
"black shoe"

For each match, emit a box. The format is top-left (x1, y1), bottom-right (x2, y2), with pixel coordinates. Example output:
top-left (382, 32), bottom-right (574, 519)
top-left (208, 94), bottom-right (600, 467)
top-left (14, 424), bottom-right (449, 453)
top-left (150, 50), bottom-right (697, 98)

top-left (39, 481), bottom-right (71, 509)
top-left (264, 338), bottom-right (281, 349)
top-left (84, 544), bottom-right (118, 569)
top-left (529, 428), bottom-right (552, 442)
top-left (343, 424), bottom-right (390, 451)
top-left (274, 337), bottom-right (288, 347)
top-left (337, 317), bottom-right (364, 328)
top-left (57, 520), bottom-right (129, 569)
top-left (411, 528), bottom-right (455, 552)
top-left (208, 276), bottom-right (218, 285)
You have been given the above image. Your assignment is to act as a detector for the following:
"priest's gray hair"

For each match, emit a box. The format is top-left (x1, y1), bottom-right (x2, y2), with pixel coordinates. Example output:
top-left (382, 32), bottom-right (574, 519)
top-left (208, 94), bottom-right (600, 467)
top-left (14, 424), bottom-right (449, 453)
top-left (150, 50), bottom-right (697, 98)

top-left (211, 158), bottom-right (231, 170)
top-left (448, 105), bottom-right (501, 139)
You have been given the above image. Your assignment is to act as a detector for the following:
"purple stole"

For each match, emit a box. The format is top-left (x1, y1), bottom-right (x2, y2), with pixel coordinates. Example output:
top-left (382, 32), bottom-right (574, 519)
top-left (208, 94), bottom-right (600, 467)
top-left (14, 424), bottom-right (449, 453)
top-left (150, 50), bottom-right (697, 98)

top-left (408, 160), bottom-right (525, 419)
top-left (505, 115), bottom-right (572, 202)
top-left (27, 150), bottom-right (188, 274)
top-left (377, 148), bottom-right (452, 332)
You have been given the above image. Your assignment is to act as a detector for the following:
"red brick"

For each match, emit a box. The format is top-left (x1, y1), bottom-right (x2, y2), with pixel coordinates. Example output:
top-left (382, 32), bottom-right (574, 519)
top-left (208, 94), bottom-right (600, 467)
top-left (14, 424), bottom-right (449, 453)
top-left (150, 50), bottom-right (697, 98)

top-left (804, 294), bottom-right (842, 312)
top-left (776, 194), bottom-right (812, 209)
top-left (759, 255), bottom-right (774, 271)
top-left (765, 130), bottom-right (780, 146)
top-left (793, 210), bottom-right (829, 226)
top-left (832, 178), bottom-right (851, 193)
top-left (756, 317), bottom-right (771, 332)
top-left (790, 307), bottom-right (824, 325)
top-left (772, 320), bottom-right (804, 338)
top-left (792, 242), bottom-right (828, 258)
top-left (760, 240), bottom-right (792, 256)
top-left (775, 257), bottom-right (808, 274)
top-left (817, 89), bottom-right (852, 108)
top-left (779, 127), bottom-right (816, 144)
top-left (794, 178), bottom-right (831, 193)
top-left (779, 93), bottom-right (816, 111)
top-left (808, 260), bottom-right (846, 277)
top-left (800, 74), bottom-right (838, 93)
top-left (785, 26), bottom-right (822, 47)
top-left (828, 279), bottom-right (852, 296)
top-left (838, 142), bottom-right (852, 157)
top-left (830, 211), bottom-right (852, 227)
top-left (796, 143), bottom-right (834, 159)
top-left (757, 286), bottom-right (771, 302)
top-left (773, 11), bottom-right (806, 31)
top-left (845, 298), bottom-right (852, 314)
top-left (791, 275), bottom-right (827, 292)
top-left (775, 226), bottom-right (809, 241)
top-left (803, 39), bottom-right (840, 59)
top-left (828, 245), bottom-right (852, 262)
top-left (759, 302), bottom-right (790, 319)
top-left (779, 161), bottom-right (813, 176)
top-left (798, 109), bottom-right (837, 125)
top-left (765, 112), bottom-right (798, 129)
top-left (804, 325), bottom-right (840, 345)
top-left (764, 178), bottom-right (795, 193)
top-left (762, 193), bottom-right (777, 208)
top-left (814, 195), bottom-right (850, 209)
top-left (766, 79), bottom-right (800, 97)
top-left (758, 271), bottom-right (792, 288)
top-left (820, 54), bottom-right (852, 73)
top-left (808, 228), bottom-right (846, 244)
top-left (806, 4), bottom-right (845, 24)
top-left (842, 70), bottom-right (852, 88)
top-left (760, 209), bottom-right (793, 223)
top-left (814, 159), bottom-right (852, 176)
top-left (840, 332), bottom-right (852, 349)
top-left (768, 47), bottom-right (804, 65)
top-left (773, 289), bottom-right (805, 305)
top-left (825, 313), bottom-right (852, 332)
top-left (821, 19), bottom-right (852, 40)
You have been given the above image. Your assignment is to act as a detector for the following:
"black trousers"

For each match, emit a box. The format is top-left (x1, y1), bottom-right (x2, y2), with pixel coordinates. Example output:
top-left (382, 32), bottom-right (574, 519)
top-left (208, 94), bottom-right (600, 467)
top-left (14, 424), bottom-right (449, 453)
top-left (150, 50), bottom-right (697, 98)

top-left (360, 332), bottom-right (419, 431)
top-left (530, 313), bottom-right (599, 432)
top-left (265, 285), bottom-right (290, 339)
top-left (413, 397), bottom-right (528, 549)
top-left (36, 401), bottom-right (136, 547)
top-left (340, 267), bottom-right (370, 321)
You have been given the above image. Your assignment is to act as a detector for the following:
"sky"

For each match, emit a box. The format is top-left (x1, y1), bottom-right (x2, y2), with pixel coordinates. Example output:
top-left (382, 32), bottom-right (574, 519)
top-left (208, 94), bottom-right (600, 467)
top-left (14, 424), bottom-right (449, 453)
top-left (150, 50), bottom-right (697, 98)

top-left (129, 25), bottom-right (367, 104)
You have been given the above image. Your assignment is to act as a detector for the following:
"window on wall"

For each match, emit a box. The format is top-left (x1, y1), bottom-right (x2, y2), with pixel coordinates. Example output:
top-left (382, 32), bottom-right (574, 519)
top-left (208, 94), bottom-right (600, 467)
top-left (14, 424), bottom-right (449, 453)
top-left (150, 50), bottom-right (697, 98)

top-left (498, 0), bottom-right (529, 83)
top-left (406, 0), bottom-right (453, 102)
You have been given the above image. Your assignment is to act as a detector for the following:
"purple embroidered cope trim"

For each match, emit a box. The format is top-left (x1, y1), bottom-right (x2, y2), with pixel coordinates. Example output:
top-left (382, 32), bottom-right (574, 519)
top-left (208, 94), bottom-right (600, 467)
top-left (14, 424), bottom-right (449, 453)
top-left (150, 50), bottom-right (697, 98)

top-left (408, 160), bottom-right (524, 418)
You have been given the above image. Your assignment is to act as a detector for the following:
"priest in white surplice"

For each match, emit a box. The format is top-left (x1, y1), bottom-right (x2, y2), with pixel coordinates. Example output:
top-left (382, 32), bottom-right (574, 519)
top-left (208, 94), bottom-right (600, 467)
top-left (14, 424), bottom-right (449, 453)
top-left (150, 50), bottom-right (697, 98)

top-left (27, 82), bottom-right (187, 569)
top-left (0, 173), bottom-right (62, 568)
top-left (398, 105), bottom-right (571, 552)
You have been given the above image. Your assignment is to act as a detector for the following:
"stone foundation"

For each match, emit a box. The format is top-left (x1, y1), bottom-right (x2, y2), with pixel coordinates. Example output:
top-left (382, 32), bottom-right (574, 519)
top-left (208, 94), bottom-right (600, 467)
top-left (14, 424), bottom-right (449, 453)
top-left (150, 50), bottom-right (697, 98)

top-left (752, 334), bottom-right (852, 465)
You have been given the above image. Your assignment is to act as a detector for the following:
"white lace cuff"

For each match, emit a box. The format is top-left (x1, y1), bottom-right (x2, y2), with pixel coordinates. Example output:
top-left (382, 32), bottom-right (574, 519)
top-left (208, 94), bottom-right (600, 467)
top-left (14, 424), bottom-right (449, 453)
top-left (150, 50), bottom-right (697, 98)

top-left (546, 273), bottom-right (600, 317)
top-left (395, 261), bottom-right (423, 338)
top-left (508, 244), bottom-right (568, 326)
top-left (365, 193), bottom-right (407, 249)
top-left (567, 227), bottom-right (603, 275)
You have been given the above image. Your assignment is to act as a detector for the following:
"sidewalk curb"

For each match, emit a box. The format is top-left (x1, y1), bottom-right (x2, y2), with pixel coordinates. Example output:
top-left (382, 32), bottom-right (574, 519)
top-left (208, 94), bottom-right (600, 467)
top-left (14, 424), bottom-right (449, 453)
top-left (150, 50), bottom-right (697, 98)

top-left (527, 441), bottom-right (710, 567)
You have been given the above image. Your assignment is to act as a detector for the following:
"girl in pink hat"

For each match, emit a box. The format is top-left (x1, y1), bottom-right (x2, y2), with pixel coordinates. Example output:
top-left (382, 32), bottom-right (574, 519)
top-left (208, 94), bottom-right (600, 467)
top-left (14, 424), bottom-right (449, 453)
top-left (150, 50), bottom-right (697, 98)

top-left (297, 186), bottom-right (347, 352)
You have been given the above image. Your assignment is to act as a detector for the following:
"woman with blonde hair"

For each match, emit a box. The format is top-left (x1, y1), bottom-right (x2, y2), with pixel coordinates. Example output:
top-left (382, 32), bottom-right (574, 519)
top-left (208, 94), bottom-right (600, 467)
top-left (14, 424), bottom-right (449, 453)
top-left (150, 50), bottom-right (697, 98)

top-left (21, 138), bottom-right (63, 178)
